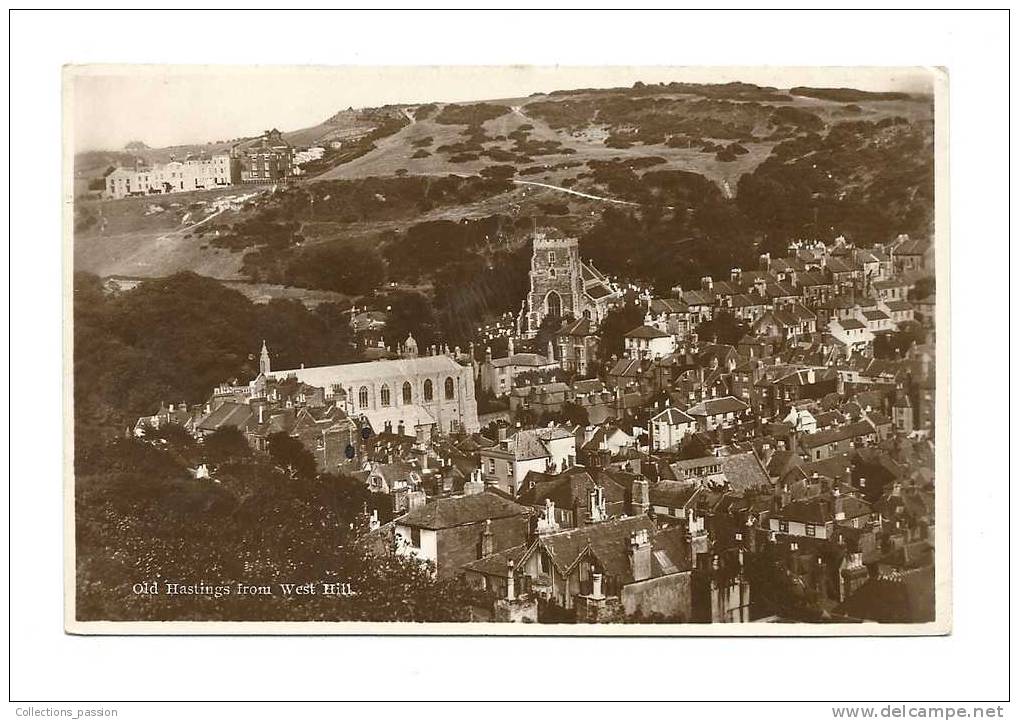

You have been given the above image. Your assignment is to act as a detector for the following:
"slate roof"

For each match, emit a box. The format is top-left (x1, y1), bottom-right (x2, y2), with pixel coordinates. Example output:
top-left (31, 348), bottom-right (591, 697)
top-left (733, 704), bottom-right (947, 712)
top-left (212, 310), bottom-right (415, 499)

top-left (397, 492), bottom-right (530, 530)
top-left (884, 300), bottom-right (913, 312)
top-left (649, 480), bottom-right (700, 509)
top-left (686, 396), bottom-right (749, 417)
top-left (648, 298), bottom-right (690, 315)
top-left (798, 420), bottom-right (876, 449)
top-left (197, 402), bottom-right (253, 432)
top-left (517, 467), bottom-right (626, 512)
top-left (269, 354), bottom-right (465, 389)
top-left (651, 407), bottom-right (696, 425)
top-left (490, 352), bottom-right (552, 369)
top-left (558, 318), bottom-right (595, 337)
top-left (626, 325), bottom-right (671, 340)
top-left (493, 426), bottom-right (575, 461)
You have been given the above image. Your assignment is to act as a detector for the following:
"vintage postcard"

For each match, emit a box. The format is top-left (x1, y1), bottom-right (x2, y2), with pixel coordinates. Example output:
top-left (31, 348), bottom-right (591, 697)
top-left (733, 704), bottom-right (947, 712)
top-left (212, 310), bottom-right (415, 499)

top-left (64, 65), bottom-right (949, 634)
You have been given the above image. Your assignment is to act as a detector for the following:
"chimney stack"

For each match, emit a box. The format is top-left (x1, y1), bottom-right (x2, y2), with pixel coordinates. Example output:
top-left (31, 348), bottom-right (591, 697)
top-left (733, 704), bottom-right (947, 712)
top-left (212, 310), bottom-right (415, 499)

top-left (628, 528), bottom-right (652, 582)
top-left (479, 519), bottom-right (494, 558)
top-left (506, 560), bottom-right (516, 600)
top-left (632, 477), bottom-right (650, 516)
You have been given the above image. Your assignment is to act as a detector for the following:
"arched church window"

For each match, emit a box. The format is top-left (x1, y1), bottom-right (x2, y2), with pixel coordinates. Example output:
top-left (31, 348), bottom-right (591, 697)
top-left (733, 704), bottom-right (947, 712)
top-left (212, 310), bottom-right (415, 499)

top-left (546, 291), bottom-right (562, 318)
top-left (380, 385), bottom-right (391, 407)
top-left (403, 382), bottom-right (412, 405)
top-left (358, 386), bottom-right (369, 409)
top-left (444, 377), bottom-right (455, 400)
top-left (423, 379), bottom-right (433, 401)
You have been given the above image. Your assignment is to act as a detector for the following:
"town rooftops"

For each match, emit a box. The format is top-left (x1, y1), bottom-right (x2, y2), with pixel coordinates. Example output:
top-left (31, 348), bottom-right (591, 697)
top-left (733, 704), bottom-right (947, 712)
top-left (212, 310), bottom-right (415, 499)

top-left (397, 491), bottom-right (530, 530)
top-left (838, 318), bottom-right (867, 330)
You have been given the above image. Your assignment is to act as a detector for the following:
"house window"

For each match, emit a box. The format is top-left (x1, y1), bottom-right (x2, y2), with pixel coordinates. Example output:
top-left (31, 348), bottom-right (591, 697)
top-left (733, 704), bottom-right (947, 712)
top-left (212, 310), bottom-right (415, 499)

top-left (547, 251), bottom-right (556, 265)
top-left (402, 382), bottom-right (412, 404)
top-left (444, 377), bottom-right (455, 400)
top-left (805, 524), bottom-right (816, 537)
top-left (423, 379), bottom-right (433, 401)
top-left (380, 385), bottom-right (391, 407)
top-left (487, 459), bottom-right (496, 475)
top-left (540, 551), bottom-right (551, 574)
top-left (410, 527), bottom-right (421, 548)
top-left (779, 521), bottom-right (789, 533)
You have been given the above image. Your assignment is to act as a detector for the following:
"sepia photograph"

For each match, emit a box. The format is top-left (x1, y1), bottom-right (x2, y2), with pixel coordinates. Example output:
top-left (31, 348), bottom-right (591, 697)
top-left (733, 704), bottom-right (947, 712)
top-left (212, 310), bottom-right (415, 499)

top-left (64, 63), bottom-right (948, 634)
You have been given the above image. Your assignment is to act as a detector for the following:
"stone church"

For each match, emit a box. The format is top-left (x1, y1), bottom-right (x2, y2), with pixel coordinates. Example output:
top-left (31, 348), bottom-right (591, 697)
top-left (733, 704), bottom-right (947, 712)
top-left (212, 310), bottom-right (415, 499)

top-left (518, 229), bottom-right (621, 338)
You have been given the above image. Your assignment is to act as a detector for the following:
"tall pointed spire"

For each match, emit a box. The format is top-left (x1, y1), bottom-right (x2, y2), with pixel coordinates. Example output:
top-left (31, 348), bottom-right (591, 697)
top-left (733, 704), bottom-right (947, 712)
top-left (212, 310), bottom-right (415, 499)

top-left (259, 340), bottom-right (271, 376)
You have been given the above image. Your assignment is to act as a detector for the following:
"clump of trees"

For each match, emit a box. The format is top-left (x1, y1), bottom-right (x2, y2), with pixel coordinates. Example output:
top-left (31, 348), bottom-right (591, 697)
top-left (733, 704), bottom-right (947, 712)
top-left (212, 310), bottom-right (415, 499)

top-left (75, 435), bottom-right (480, 622)
top-left (434, 103), bottom-right (510, 126)
top-left (73, 271), bottom-right (358, 435)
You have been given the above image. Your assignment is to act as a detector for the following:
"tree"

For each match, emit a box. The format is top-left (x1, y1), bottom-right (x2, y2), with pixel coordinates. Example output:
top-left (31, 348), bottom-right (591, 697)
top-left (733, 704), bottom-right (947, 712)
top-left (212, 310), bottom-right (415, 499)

top-left (695, 310), bottom-right (750, 346)
top-left (203, 427), bottom-right (251, 464)
top-left (560, 401), bottom-right (590, 427)
top-left (267, 432), bottom-right (318, 479)
top-left (596, 303), bottom-right (647, 367)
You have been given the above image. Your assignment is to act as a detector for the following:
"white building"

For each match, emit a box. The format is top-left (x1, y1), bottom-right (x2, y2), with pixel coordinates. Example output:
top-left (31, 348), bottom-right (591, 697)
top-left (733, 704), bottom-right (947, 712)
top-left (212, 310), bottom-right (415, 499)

top-left (624, 325), bottom-right (677, 360)
top-left (105, 154), bottom-right (237, 199)
top-left (263, 340), bottom-right (479, 437)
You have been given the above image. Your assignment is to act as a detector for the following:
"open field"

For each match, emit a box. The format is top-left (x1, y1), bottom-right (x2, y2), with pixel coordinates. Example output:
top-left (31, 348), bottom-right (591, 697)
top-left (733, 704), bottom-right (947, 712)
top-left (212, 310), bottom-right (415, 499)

top-left (73, 185), bottom-right (274, 279)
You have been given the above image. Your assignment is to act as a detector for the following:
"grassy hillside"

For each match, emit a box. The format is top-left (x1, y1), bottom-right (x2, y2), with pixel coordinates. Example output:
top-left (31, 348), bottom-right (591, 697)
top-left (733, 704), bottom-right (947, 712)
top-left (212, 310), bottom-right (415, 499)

top-left (73, 80), bottom-right (935, 342)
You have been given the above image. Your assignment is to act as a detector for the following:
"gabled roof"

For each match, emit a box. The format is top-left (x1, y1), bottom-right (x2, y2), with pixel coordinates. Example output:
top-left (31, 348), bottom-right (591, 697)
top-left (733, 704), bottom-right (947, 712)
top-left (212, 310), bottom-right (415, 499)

top-left (649, 480), bottom-right (700, 509)
top-left (530, 516), bottom-right (661, 581)
top-left (648, 298), bottom-right (689, 315)
top-left (651, 407), bottom-right (695, 425)
top-left (517, 467), bottom-right (626, 510)
top-left (490, 426), bottom-right (575, 461)
top-left (686, 396), bottom-right (749, 417)
top-left (197, 402), bottom-right (253, 432)
top-left (558, 317), bottom-right (595, 337)
top-left (826, 257), bottom-right (860, 274)
top-left (397, 491), bottom-right (530, 530)
top-left (626, 325), bottom-right (671, 340)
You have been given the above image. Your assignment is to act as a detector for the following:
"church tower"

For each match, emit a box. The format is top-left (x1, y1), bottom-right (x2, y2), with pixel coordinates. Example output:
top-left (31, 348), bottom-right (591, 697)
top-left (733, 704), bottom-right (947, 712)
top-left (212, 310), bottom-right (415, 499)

top-left (259, 340), bottom-right (271, 376)
top-left (521, 229), bottom-right (584, 338)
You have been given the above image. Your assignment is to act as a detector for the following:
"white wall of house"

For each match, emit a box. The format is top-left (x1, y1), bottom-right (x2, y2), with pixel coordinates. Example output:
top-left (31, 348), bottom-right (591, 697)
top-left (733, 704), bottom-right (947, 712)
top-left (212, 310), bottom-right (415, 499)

top-left (395, 524), bottom-right (438, 565)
